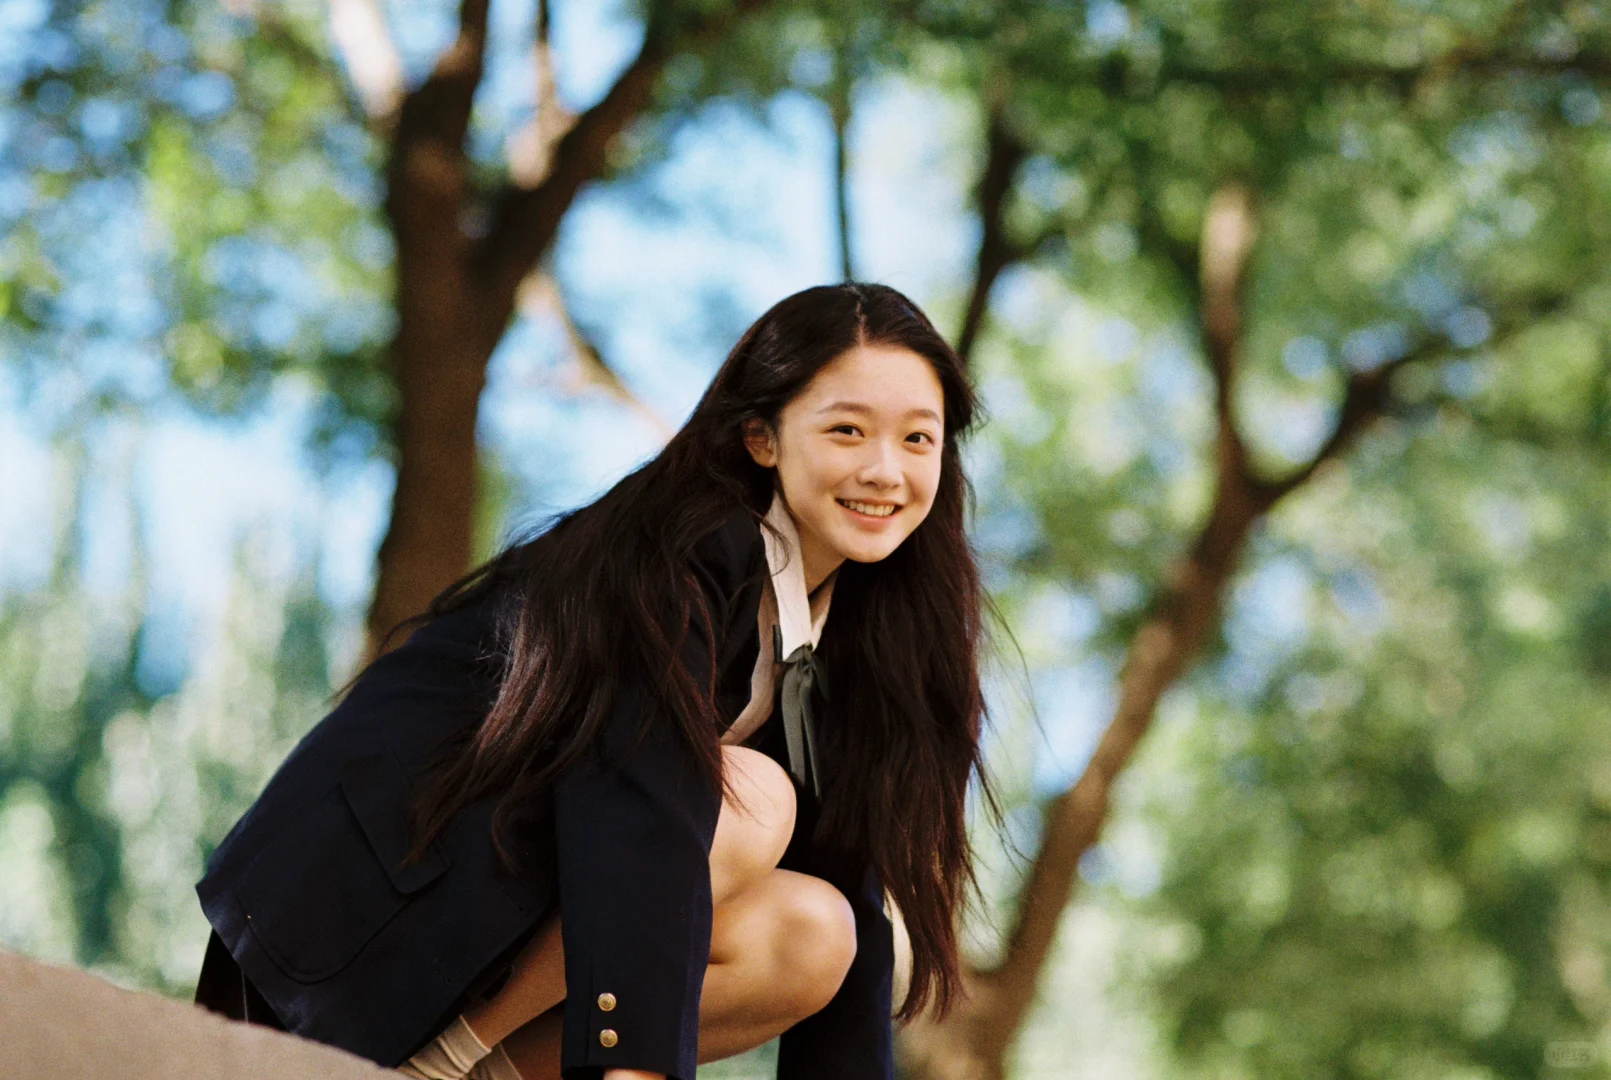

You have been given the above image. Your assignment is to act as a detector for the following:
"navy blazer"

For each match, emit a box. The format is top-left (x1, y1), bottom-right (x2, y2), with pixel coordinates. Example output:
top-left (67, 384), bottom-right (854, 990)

top-left (193, 507), bottom-right (894, 1080)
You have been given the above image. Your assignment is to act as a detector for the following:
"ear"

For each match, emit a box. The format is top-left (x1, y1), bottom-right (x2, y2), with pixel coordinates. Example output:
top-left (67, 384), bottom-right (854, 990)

top-left (742, 418), bottom-right (778, 468)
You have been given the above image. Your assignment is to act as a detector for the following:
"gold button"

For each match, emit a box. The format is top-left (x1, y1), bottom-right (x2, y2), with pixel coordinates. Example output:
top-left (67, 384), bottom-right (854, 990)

top-left (598, 1028), bottom-right (618, 1048)
top-left (597, 992), bottom-right (617, 1012)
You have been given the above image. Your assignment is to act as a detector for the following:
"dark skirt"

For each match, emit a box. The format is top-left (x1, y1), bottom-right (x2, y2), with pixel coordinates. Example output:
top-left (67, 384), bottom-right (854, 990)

top-left (195, 929), bottom-right (286, 1030)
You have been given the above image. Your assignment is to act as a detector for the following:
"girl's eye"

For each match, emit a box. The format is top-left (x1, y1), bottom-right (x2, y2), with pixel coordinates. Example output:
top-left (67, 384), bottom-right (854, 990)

top-left (831, 424), bottom-right (860, 436)
top-left (907, 431), bottom-right (935, 445)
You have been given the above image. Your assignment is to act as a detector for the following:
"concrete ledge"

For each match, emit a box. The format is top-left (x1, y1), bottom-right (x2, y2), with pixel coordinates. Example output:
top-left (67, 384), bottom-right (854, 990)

top-left (0, 949), bottom-right (397, 1079)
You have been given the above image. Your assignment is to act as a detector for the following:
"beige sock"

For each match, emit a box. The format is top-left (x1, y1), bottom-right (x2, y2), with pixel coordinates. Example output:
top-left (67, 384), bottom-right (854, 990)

top-left (396, 1016), bottom-right (493, 1080)
top-left (469, 1043), bottom-right (523, 1080)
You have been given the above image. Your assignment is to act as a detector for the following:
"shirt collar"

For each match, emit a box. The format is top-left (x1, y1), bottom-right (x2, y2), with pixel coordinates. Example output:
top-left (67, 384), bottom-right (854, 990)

top-left (761, 490), bottom-right (837, 658)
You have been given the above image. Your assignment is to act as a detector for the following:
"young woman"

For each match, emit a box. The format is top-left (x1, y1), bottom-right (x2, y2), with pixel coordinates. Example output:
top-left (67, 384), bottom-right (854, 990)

top-left (193, 282), bottom-right (989, 1080)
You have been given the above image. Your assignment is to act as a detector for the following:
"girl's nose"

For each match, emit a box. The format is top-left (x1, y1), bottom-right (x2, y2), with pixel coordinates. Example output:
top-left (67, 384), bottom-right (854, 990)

top-left (856, 440), bottom-right (902, 487)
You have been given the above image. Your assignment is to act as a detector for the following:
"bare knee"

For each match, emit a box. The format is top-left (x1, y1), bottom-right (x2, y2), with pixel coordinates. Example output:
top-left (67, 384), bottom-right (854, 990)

top-left (710, 746), bottom-right (795, 906)
top-left (772, 876), bottom-right (857, 1020)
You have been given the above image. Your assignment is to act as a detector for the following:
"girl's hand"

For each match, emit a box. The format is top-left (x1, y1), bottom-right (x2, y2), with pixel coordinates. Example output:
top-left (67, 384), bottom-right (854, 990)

top-left (603, 1072), bottom-right (664, 1080)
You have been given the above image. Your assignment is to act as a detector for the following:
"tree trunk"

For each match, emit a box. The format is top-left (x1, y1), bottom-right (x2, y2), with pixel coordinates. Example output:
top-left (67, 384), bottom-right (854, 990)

top-left (901, 182), bottom-right (1422, 1079)
top-left (365, 243), bottom-right (498, 655)
top-left (359, 0), bottom-right (772, 661)
top-left (955, 113), bottom-right (1026, 365)
top-left (900, 453), bottom-right (1268, 1080)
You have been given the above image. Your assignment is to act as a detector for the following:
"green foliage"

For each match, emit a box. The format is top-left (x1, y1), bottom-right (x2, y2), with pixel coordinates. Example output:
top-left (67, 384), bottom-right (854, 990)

top-left (1104, 421), bottom-right (1611, 1078)
top-left (2, 0), bottom-right (396, 462)
top-left (935, 2), bottom-right (1611, 1075)
top-left (0, 454), bottom-right (343, 990)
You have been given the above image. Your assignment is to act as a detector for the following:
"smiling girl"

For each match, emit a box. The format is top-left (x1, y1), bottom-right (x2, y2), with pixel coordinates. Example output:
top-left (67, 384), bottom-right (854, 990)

top-left (194, 283), bottom-right (990, 1080)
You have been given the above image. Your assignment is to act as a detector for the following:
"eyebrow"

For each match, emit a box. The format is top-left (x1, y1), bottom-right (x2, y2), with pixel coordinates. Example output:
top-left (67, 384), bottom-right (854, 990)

top-left (817, 401), bottom-right (943, 425)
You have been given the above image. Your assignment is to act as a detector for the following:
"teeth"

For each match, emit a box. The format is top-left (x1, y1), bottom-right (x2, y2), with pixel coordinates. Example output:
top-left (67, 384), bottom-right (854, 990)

top-left (839, 499), bottom-right (897, 517)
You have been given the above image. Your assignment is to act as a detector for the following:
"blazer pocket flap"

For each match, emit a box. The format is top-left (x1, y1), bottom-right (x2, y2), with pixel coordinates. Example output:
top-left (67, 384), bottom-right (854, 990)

top-left (340, 750), bottom-right (451, 895)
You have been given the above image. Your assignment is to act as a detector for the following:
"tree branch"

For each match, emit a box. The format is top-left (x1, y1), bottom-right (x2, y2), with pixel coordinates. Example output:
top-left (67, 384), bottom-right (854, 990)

top-left (326, 0), bottom-right (405, 130)
top-left (402, 0), bottom-right (488, 156)
top-left (475, 0), bottom-right (773, 315)
top-left (1256, 294), bottom-right (1572, 505)
top-left (831, 76), bottom-right (854, 282)
top-left (947, 300), bottom-right (1579, 1073)
top-left (1130, 136), bottom-right (1200, 296)
top-left (384, 0), bottom-right (490, 251)
top-left (1199, 183), bottom-right (1258, 486)
top-left (956, 112), bottom-right (1028, 365)
top-left (825, 5), bottom-right (859, 281)
top-left (517, 272), bottom-right (675, 441)
top-left (1110, 49), bottom-right (1611, 98)
top-left (907, 181), bottom-right (1271, 1080)
top-left (1255, 354), bottom-right (1418, 505)
top-left (902, 215), bottom-right (1594, 1080)
top-left (507, 0), bottom-right (577, 188)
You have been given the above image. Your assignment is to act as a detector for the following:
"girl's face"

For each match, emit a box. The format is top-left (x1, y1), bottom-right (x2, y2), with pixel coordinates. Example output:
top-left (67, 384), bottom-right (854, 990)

top-left (745, 343), bottom-right (946, 591)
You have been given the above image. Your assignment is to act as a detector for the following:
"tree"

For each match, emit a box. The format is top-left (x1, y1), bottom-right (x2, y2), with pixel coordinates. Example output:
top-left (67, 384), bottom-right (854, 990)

top-left (1, 0), bottom-right (785, 661)
top-left (1119, 395), bottom-right (1611, 1075)
top-left (365, 0), bottom-right (790, 654)
top-left (891, 1), bottom-right (1611, 1075)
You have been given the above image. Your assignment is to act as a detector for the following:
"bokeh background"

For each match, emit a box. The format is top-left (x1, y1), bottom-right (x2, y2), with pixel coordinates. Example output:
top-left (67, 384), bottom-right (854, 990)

top-left (4, 0), bottom-right (1611, 1077)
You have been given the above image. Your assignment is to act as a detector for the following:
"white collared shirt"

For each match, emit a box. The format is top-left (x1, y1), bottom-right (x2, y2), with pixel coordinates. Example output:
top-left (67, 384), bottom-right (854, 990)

top-left (721, 491), bottom-right (838, 746)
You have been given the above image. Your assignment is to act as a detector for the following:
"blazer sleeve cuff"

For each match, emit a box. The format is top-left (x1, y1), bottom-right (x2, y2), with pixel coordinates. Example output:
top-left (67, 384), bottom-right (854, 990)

top-left (553, 689), bottom-right (720, 1080)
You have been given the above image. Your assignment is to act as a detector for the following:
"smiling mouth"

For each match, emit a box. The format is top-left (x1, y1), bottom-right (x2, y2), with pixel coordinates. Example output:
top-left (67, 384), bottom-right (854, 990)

top-left (837, 498), bottom-right (900, 518)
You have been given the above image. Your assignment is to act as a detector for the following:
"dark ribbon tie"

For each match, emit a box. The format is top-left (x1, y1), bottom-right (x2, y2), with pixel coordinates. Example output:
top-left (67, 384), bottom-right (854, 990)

top-left (774, 623), bottom-right (829, 798)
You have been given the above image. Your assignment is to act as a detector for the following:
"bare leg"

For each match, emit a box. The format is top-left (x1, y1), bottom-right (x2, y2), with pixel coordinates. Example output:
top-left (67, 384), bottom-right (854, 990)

top-left (496, 1006), bottom-right (562, 1078)
top-left (497, 867), bottom-right (856, 1078)
top-left (695, 866), bottom-right (857, 1060)
top-left (461, 913), bottom-right (566, 1049)
top-left (462, 746), bottom-right (804, 1050)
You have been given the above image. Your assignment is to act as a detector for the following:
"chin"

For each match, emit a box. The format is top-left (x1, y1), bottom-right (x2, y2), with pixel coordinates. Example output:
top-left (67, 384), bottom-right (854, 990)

top-left (837, 538), bottom-right (904, 564)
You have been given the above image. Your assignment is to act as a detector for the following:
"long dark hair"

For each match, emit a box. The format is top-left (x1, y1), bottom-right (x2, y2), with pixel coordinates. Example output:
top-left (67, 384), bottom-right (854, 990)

top-left (382, 282), bottom-right (988, 1020)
